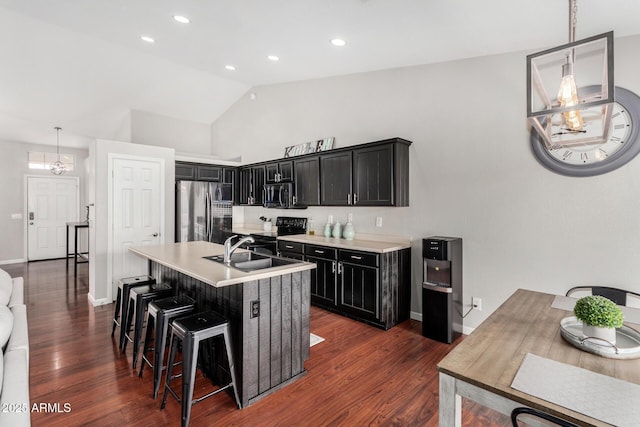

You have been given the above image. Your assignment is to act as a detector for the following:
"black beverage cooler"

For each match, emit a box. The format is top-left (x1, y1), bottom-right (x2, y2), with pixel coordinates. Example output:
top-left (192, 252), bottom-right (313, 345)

top-left (422, 237), bottom-right (463, 343)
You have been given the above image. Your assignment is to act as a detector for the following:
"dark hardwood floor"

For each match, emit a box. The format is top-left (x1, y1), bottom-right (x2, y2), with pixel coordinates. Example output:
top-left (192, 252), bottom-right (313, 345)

top-left (3, 259), bottom-right (510, 426)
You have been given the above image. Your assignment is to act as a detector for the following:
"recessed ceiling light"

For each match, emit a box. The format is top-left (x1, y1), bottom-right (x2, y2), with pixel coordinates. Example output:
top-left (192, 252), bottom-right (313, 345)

top-left (267, 55), bottom-right (280, 62)
top-left (173, 15), bottom-right (191, 24)
top-left (331, 38), bottom-right (347, 47)
top-left (225, 65), bottom-right (236, 71)
top-left (141, 36), bottom-right (155, 43)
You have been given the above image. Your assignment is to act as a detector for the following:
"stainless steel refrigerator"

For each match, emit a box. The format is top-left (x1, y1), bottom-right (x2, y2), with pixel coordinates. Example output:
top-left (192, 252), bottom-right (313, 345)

top-left (176, 181), bottom-right (233, 244)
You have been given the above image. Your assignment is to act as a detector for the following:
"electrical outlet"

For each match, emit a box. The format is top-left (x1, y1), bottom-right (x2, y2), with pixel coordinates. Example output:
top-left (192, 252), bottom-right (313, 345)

top-left (250, 300), bottom-right (260, 318)
top-left (472, 297), bottom-right (482, 311)
top-left (375, 217), bottom-right (383, 227)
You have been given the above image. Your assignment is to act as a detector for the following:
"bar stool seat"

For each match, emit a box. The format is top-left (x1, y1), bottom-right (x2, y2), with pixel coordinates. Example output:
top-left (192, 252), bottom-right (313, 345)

top-left (139, 295), bottom-right (197, 399)
top-left (122, 283), bottom-right (173, 369)
top-left (161, 311), bottom-right (241, 427)
top-left (112, 275), bottom-right (155, 349)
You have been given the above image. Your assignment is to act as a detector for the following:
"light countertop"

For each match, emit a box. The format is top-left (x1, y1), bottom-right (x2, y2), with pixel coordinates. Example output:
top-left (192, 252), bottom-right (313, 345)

top-left (277, 234), bottom-right (411, 253)
top-left (129, 241), bottom-right (316, 288)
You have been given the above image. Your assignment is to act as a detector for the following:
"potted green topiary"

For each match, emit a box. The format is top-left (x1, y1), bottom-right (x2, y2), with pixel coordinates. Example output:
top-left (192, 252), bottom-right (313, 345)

top-left (573, 295), bottom-right (624, 345)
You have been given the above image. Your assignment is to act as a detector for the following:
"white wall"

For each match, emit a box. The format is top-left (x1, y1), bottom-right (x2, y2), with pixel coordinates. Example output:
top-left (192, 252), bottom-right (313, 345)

top-left (211, 34), bottom-right (640, 330)
top-left (88, 139), bottom-right (175, 305)
top-left (0, 139), bottom-right (89, 263)
top-left (131, 110), bottom-right (212, 155)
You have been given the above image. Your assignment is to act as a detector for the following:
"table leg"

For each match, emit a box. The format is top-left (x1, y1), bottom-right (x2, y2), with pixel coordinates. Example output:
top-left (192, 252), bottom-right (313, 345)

top-left (74, 225), bottom-right (79, 277)
top-left (66, 224), bottom-right (70, 269)
top-left (439, 372), bottom-right (462, 427)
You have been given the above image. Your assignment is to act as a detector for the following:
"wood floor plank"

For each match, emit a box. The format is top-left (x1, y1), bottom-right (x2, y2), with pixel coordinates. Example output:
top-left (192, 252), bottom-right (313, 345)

top-left (2, 259), bottom-right (510, 426)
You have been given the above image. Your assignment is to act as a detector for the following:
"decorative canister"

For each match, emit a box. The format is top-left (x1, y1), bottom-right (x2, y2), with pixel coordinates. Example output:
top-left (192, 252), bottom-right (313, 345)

top-left (343, 221), bottom-right (355, 240)
top-left (332, 221), bottom-right (342, 238)
top-left (324, 222), bottom-right (332, 237)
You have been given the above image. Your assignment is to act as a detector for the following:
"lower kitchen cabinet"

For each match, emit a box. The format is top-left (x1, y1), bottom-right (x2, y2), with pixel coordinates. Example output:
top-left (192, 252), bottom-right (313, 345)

top-left (283, 241), bottom-right (410, 330)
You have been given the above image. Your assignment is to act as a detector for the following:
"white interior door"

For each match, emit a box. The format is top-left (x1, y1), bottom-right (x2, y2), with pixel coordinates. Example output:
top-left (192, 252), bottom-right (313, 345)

top-left (27, 176), bottom-right (79, 261)
top-left (111, 157), bottom-right (162, 299)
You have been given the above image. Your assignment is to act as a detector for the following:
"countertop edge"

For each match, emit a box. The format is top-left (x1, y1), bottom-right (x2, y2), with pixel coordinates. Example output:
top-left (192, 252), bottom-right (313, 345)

top-left (276, 235), bottom-right (411, 253)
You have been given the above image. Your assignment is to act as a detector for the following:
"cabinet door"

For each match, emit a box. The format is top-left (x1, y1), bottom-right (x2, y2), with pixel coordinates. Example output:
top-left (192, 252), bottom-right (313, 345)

top-left (320, 151), bottom-right (352, 206)
top-left (238, 168), bottom-right (251, 205)
top-left (265, 163), bottom-right (279, 183)
top-left (250, 165), bottom-right (265, 205)
top-left (196, 165), bottom-right (222, 181)
top-left (293, 156), bottom-right (319, 206)
top-left (352, 144), bottom-right (393, 206)
top-left (339, 262), bottom-right (379, 321)
top-left (278, 161), bottom-right (293, 181)
top-left (306, 255), bottom-right (337, 307)
top-left (175, 162), bottom-right (196, 180)
top-left (223, 168), bottom-right (235, 184)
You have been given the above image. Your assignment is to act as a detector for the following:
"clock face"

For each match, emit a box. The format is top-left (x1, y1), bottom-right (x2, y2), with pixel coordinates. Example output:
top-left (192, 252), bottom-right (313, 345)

top-left (531, 86), bottom-right (640, 177)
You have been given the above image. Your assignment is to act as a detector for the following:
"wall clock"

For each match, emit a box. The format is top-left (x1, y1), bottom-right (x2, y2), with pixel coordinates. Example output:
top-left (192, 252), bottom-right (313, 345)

top-left (530, 86), bottom-right (640, 177)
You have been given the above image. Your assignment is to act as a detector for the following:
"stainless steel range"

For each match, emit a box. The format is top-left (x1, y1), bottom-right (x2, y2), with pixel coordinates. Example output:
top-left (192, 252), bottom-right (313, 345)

top-left (244, 216), bottom-right (307, 256)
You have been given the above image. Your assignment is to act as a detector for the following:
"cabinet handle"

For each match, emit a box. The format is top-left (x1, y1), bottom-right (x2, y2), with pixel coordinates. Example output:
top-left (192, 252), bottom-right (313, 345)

top-left (337, 262), bottom-right (343, 274)
top-left (353, 193), bottom-right (358, 205)
top-left (285, 245), bottom-right (294, 249)
top-left (332, 261), bottom-right (336, 273)
top-left (350, 255), bottom-right (362, 260)
top-left (347, 193), bottom-right (352, 205)
top-left (314, 249), bottom-right (324, 254)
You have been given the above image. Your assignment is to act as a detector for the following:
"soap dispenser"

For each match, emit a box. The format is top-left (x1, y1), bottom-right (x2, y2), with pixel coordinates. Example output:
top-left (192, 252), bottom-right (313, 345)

top-left (332, 220), bottom-right (342, 239)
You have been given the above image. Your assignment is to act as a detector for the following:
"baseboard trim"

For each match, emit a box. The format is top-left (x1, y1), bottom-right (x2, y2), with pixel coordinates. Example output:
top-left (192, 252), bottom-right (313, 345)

top-left (0, 258), bottom-right (26, 265)
top-left (87, 293), bottom-right (111, 307)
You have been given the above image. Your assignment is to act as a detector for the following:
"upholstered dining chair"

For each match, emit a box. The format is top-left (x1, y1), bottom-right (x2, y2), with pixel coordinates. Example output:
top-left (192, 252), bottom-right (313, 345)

top-left (565, 286), bottom-right (640, 307)
top-left (511, 407), bottom-right (579, 427)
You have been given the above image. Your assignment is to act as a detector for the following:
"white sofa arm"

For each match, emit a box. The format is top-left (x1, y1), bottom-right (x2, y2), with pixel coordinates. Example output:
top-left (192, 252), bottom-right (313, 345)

top-left (9, 277), bottom-right (24, 307)
top-left (7, 304), bottom-right (29, 367)
top-left (0, 348), bottom-right (31, 426)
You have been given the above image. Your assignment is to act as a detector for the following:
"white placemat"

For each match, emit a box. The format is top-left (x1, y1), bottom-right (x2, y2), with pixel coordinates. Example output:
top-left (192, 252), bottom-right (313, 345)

top-left (552, 295), bottom-right (640, 325)
top-left (511, 353), bottom-right (640, 427)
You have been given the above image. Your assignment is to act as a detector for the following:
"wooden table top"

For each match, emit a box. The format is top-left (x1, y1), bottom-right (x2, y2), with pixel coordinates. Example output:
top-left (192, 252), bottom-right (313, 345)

top-left (437, 288), bottom-right (640, 426)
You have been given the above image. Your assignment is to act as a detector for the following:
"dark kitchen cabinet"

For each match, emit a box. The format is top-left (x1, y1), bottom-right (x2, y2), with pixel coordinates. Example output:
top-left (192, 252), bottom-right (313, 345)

top-left (338, 250), bottom-right (380, 323)
top-left (319, 151), bottom-right (352, 205)
top-left (352, 144), bottom-right (393, 206)
top-left (238, 165), bottom-right (265, 205)
top-left (318, 138), bottom-right (410, 207)
top-left (280, 238), bottom-right (411, 330)
top-left (305, 244), bottom-right (338, 308)
top-left (266, 160), bottom-right (293, 183)
top-left (176, 162), bottom-right (228, 183)
top-left (293, 156), bottom-right (320, 206)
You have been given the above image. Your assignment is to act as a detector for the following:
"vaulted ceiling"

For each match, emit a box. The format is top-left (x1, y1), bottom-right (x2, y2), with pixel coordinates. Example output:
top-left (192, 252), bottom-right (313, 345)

top-left (2, 0), bottom-right (639, 148)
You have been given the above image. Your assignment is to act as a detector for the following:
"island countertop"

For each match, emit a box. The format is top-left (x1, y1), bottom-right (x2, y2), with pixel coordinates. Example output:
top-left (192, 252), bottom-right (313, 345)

top-left (129, 240), bottom-right (316, 288)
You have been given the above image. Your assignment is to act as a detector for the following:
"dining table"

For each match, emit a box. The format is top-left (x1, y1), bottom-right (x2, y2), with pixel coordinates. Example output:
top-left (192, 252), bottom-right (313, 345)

top-left (437, 288), bottom-right (640, 427)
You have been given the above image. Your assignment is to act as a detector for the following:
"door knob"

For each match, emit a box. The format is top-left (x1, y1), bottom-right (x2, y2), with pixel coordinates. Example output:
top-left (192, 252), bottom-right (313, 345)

top-left (152, 233), bottom-right (159, 237)
top-left (29, 222), bottom-right (34, 225)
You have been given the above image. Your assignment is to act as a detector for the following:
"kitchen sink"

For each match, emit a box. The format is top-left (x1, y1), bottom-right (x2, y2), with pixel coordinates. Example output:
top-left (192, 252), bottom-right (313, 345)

top-left (203, 252), bottom-right (298, 272)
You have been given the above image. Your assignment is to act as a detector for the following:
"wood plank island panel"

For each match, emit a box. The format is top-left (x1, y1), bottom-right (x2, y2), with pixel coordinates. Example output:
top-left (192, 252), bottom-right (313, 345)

top-left (151, 262), bottom-right (311, 407)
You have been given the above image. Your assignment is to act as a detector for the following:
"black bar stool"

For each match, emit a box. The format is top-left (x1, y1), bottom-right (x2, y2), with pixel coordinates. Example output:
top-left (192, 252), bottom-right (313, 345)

top-left (161, 311), bottom-right (241, 427)
top-left (139, 295), bottom-right (197, 399)
top-left (112, 275), bottom-right (155, 349)
top-left (122, 283), bottom-right (173, 369)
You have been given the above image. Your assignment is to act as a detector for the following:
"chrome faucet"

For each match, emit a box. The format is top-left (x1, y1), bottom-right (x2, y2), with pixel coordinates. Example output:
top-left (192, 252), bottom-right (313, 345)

top-left (223, 235), bottom-right (255, 264)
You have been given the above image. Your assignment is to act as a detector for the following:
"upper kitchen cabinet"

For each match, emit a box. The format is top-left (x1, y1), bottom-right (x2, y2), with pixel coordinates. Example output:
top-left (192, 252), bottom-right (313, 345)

top-left (266, 160), bottom-right (293, 183)
top-left (175, 161), bottom-right (224, 182)
top-left (320, 138), bottom-right (411, 207)
top-left (293, 156), bottom-right (320, 206)
top-left (320, 151), bottom-right (353, 206)
top-left (238, 165), bottom-right (265, 206)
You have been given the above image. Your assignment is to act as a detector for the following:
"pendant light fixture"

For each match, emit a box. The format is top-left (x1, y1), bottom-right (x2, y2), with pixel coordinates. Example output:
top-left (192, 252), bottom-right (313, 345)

top-left (50, 126), bottom-right (66, 175)
top-left (526, 0), bottom-right (614, 150)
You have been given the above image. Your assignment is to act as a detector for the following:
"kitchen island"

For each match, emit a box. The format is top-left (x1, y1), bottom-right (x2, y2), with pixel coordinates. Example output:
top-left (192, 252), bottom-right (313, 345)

top-left (129, 241), bottom-right (316, 408)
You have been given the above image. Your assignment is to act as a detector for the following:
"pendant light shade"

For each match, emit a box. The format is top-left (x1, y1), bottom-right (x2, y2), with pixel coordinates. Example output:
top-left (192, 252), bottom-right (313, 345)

top-left (526, 0), bottom-right (614, 150)
top-left (50, 126), bottom-right (66, 175)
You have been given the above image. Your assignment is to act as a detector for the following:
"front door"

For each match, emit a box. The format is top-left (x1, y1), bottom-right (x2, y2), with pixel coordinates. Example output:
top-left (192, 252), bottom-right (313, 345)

top-left (110, 157), bottom-right (163, 300)
top-left (26, 176), bottom-right (79, 261)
